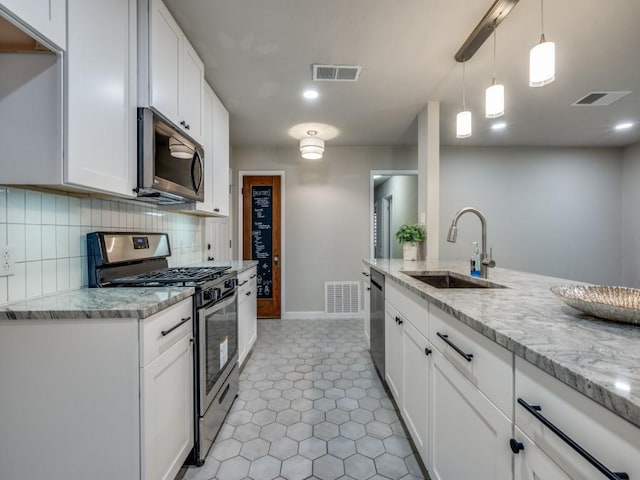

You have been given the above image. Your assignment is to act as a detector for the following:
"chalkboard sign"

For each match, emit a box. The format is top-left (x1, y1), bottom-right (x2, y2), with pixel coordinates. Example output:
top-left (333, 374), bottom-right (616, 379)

top-left (251, 186), bottom-right (273, 299)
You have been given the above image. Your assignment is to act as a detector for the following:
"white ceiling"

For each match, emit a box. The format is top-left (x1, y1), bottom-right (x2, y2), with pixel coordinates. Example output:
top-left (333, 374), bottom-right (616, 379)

top-left (164, 0), bottom-right (640, 148)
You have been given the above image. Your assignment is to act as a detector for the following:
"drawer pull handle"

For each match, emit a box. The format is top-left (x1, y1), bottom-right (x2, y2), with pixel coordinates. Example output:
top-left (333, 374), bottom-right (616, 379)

top-left (517, 398), bottom-right (629, 480)
top-left (509, 439), bottom-right (524, 454)
top-left (362, 272), bottom-right (369, 277)
top-left (238, 280), bottom-right (249, 286)
top-left (395, 316), bottom-right (403, 325)
top-left (436, 332), bottom-right (473, 362)
top-left (161, 316), bottom-right (191, 337)
top-left (424, 347), bottom-right (432, 356)
top-left (246, 291), bottom-right (251, 296)
top-left (366, 287), bottom-right (371, 291)
top-left (250, 274), bottom-right (257, 279)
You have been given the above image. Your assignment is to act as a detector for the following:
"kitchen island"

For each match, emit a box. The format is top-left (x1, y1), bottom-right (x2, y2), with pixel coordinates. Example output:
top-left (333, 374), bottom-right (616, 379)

top-left (364, 258), bottom-right (640, 480)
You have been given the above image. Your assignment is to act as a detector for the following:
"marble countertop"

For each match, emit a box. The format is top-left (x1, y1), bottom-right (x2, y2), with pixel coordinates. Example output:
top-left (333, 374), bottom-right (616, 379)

top-left (363, 258), bottom-right (640, 429)
top-left (0, 287), bottom-right (195, 320)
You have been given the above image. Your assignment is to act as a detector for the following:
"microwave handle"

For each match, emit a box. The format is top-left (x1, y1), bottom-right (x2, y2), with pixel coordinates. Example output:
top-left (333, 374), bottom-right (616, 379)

top-left (191, 150), bottom-right (204, 193)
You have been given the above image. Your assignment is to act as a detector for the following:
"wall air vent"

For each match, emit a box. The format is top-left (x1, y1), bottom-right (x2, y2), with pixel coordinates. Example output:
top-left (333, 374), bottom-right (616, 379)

top-left (313, 64), bottom-right (362, 82)
top-left (571, 91), bottom-right (631, 106)
top-left (325, 281), bottom-right (360, 315)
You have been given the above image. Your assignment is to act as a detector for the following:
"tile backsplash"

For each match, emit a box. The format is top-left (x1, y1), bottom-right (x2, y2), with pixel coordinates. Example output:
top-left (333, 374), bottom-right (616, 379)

top-left (0, 187), bottom-right (205, 305)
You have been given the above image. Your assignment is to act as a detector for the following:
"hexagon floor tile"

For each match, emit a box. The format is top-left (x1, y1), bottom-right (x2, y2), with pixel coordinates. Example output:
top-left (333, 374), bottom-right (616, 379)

top-left (180, 319), bottom-right (424, 479)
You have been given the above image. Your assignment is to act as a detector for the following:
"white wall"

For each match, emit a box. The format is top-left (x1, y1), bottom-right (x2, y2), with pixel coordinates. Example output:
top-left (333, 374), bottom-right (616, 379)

top-left (233, 146), bottom-right (417, 314)
top-left (0, 187), bottom-right (204, 305)
top-left (622, 143), bottom-right (640, 287)
top-left (439, 146), bottom-right (624, 285)
top-left (374, 175), bottom-right (419, 258)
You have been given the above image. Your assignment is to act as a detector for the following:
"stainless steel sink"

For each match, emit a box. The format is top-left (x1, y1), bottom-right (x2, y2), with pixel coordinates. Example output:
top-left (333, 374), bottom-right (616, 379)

top-left (401, 271), bottom-right (506, 289)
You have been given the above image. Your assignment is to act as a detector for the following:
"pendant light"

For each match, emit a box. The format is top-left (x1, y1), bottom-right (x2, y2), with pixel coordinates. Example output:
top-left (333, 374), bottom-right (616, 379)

top-left (485, 23), bottom-right (504, 118)
top-left (456, 61), bottom-right (472, 139)
top-left (300, 130), bottom-right (325, 159)
top-left (529, 0), bottom-right (555, 87)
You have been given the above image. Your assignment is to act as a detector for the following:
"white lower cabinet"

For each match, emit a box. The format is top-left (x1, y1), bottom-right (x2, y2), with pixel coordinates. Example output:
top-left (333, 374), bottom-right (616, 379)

top-left (384, 302), bottom-right (404, 402)
top-left (513, 427), bottom-right (573, 480)
top-left (514, 357), bottom-right (639, 480)
top-left (429, 347), bottom-right (512, 480)
top-left (238, 266), bottom-right (257, 366)
top-left (401, 321), bottom-right (430, 465)
top-left (141, 334), bottom-right (193, 480)
top-left (0, 297), bottom-right (194, 480)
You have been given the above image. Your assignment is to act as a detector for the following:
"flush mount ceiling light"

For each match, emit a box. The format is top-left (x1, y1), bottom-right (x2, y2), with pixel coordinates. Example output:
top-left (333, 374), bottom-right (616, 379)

top-left (300, 130), bottom-right (325, 159)
top-left (485, 23), bottom-right (504, 118)
top-left (529, 0), bottom-right (555, 87)
top-left (169, 137), bottom-right (193, 159)
top-left (456, 61), bottom-right (472, 139)
top-left (303, 89), bottom-right (319, 99)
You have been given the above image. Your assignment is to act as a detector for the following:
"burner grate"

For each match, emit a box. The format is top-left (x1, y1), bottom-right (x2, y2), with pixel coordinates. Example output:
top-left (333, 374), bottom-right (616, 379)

top-left (110, 266), bottom-right (231, 285)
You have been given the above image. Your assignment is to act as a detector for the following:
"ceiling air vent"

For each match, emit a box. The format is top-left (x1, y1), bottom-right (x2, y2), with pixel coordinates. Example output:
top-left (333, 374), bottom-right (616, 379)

top-left (313, 64), bottom-right (362, 82)
top-left (571, 91), bottom-right (631, 106)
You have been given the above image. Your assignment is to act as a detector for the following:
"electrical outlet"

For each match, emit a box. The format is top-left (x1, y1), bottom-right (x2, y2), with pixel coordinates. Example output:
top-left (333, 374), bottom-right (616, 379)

top-left (0, 246), bottom-right (15, 277)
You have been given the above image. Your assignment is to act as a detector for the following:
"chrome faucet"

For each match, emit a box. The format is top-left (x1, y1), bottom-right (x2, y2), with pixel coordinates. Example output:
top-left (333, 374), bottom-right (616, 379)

top-left (447, 207), bottom-right (496, 278)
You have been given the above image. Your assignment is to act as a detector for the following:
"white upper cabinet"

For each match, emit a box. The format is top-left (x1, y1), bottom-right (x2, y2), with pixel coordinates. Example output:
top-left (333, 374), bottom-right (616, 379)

top-left (141, 0), bottom-right (204, 142)
top-left (0, 0), bottom-right (66, 50)
top-left (211, 90), bottom-right (230, 216)
top-left (65, 0), bottom-right (137, 197)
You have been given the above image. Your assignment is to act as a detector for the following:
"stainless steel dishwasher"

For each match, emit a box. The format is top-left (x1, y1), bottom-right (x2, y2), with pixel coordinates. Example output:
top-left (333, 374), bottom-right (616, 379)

top-left (369, 268), bottom-right (386, 384)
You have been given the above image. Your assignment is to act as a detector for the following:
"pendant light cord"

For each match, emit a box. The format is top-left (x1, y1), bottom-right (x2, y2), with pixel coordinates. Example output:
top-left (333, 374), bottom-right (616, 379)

top-left (540, 0), bottom-right (546, 42)
top-left (462, 61), bottom-right (467, 110)
top-left (492, 21), bottom-right (497, 85)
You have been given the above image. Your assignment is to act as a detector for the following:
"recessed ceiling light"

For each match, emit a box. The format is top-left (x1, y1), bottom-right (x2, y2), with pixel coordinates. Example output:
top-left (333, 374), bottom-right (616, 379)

top-left (303, 90), bottom-right (319, 99)
top-left (615, 122), bottom-right (634, 130)
top-left (491, 122), bottom-right (507, 130)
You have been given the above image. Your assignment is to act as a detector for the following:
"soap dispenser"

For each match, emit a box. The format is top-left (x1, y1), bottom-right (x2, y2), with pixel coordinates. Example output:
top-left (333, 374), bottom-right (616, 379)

top-left (471, 242), bottom-right (481, 277)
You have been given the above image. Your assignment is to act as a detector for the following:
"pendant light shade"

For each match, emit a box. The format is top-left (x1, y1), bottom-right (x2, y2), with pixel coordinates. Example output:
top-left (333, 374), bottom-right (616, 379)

top-left (300, 130), bottom-right (324, 159)
top-left (529, 38), bottom-right (555, 87)
top-left (529, 0), bottom-right (555, 87)
top-left (456, 111), bottom-right (472, 138)
top-left (485, 83), bottom-right (504, 118)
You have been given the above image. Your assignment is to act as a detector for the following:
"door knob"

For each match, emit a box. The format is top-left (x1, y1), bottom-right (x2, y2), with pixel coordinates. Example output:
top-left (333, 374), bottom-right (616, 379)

top-left (274, 255), bottom-right (280, 266)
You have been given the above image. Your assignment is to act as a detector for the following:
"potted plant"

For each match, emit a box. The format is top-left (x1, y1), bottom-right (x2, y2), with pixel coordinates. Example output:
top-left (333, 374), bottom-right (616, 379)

top-left (395, 224), bottom-right (425, 261)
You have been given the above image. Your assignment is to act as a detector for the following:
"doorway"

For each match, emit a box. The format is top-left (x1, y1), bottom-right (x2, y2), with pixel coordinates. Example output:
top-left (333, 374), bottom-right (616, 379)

top-left (370, 171), bottom-right (419, 258)
top-left (239, 173), bottom-right (283, 319)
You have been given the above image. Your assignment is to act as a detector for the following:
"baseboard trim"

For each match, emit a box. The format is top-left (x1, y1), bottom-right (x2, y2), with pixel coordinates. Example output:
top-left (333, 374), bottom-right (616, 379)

top-left (282, 311), bottom-right (365, 320)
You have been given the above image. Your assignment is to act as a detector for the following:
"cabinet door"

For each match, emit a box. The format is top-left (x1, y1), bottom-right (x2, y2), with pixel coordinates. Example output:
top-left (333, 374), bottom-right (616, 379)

top-left (513, 427), bottom-right (573, 480)
top-left (192, 83), bottom-right (215, 213)
top-left (141, 333), bottom-right (194, 480)
top-left (429, 348), bottom-right (511, 480)
top-left (65, 0), bottom-right (136, 197)
top-left (401, 321), bottom-right (430, 465)
top-left (211, 91), bottom-right (230, 216)
top-left (0, 0), bottom-right (66, 49)
top-left (149, 0), bottom-right (180, 123)
top-left (179, 40), bottom-right (203, 140)
top-left (384, 304), bottom-right (403, 402)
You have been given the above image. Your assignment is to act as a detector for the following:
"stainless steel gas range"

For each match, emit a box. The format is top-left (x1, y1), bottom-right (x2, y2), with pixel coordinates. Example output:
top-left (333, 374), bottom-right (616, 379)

top-left (87, 232), bottom-right (238, 466)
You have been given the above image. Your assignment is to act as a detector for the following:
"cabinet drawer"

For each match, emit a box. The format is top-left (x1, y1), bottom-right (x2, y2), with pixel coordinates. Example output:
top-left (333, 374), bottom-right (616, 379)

top-left (238, 267), bottom-right (257, 299)
top-left (140, 298), bottom-right (193, 367)
top-left (386, 280), bottom-right (428, 338)
top-left (515, 357), bottom-right (640, 480)
top-left (428, 304), bottom-right (512, 416)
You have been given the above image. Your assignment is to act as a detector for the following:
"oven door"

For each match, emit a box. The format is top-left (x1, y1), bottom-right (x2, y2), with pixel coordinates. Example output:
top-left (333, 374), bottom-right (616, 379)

top-left (198, 289), bottom-right (238, 410)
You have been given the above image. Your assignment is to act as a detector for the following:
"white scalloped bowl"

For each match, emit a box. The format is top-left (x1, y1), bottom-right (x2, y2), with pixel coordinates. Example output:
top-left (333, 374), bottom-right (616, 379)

top-left (550, 285), bottom-right (640, 325)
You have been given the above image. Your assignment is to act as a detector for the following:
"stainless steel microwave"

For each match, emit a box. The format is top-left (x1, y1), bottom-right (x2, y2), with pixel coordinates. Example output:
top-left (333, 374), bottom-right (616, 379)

top-left (136, 107), bottom-right (204, 204)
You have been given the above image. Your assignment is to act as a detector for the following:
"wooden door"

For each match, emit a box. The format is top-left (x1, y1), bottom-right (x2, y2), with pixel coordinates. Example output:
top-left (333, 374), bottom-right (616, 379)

top-left (242, 175), bottom-right (281, 318)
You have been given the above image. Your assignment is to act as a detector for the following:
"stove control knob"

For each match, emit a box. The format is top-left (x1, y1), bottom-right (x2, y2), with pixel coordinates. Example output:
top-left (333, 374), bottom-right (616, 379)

top-left (225, 279), bottom-right (236, 289)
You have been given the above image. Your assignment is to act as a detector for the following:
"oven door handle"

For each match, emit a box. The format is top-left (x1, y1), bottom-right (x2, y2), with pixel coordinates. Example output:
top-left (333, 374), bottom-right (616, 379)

top-left (209, 289), bottom-right (237, 310)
